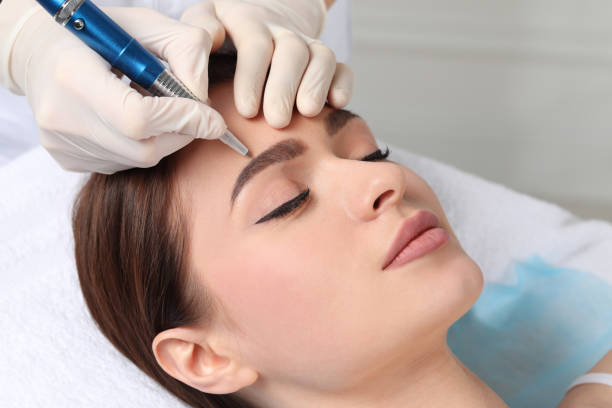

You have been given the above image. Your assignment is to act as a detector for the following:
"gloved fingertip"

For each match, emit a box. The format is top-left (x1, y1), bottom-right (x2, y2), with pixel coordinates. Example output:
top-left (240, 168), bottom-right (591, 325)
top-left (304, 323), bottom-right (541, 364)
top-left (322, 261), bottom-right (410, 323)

top-left (264, 110), bottom-right (291, 129)
top-left (196, 107), bottom-right (228, 140)
top-left (296, 96), bottom-right (323, 117)
top-left (329, 88), bottom-right (350, 108)
top-left (235, 97), bottom-right (259, 118)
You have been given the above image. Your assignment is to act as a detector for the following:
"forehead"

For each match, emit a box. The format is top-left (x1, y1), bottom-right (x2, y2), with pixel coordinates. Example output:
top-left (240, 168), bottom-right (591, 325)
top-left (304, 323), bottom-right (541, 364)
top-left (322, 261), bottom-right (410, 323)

top-left (173, 82), bottom-right (374, 216)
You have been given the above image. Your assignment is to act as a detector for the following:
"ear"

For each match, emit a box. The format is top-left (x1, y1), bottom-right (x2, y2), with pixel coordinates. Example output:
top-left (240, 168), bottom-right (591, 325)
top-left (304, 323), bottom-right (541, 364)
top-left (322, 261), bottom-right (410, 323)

top-left (152, 326), bottom-right (258, 394)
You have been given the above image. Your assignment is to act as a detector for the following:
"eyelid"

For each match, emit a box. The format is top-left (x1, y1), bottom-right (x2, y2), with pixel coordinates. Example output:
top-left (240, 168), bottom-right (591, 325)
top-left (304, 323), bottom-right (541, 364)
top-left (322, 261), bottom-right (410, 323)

top-left (254, 188), bottom-right (310, 224)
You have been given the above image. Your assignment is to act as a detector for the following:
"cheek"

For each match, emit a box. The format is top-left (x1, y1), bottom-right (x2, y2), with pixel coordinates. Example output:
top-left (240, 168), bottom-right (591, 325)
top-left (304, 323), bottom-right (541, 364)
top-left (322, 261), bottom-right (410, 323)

top-left (203, 237), bottom-right (341, 362)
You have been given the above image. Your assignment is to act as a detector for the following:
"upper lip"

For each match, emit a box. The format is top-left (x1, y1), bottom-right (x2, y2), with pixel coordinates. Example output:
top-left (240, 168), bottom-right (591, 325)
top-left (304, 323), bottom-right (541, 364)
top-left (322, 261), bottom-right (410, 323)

top-left (382, 210), bottom-right (441, 270)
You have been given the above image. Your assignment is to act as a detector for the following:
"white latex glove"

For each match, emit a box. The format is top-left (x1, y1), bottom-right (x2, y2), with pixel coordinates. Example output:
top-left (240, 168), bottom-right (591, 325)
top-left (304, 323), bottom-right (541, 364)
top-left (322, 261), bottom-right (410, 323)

top-left (181, 0), bottom-right (354, 128)
top-left (0, 0), bottom-right (227, 174)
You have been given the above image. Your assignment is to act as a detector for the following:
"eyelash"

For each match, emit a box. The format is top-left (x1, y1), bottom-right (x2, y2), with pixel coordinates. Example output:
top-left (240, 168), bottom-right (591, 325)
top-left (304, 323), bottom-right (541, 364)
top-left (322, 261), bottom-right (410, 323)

top-left (254, 147), bottom-right (391, 224)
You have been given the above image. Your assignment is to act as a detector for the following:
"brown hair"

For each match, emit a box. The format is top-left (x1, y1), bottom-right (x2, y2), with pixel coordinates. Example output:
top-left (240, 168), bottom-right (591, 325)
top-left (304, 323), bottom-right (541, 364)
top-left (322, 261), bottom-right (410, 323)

top-left (72, 54), bottom-right (258, 408)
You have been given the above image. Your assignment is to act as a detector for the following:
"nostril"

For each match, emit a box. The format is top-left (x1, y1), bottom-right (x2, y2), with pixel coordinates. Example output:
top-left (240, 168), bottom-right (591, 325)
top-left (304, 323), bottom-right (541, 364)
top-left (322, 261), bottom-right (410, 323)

top-left (373, 190), bottom-right (395, 210)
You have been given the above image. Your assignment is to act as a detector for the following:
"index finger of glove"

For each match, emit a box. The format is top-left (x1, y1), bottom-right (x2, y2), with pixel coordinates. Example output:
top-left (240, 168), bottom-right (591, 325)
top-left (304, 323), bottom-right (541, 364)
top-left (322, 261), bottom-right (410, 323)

top-left (66, 57), bottom-right (226, 142)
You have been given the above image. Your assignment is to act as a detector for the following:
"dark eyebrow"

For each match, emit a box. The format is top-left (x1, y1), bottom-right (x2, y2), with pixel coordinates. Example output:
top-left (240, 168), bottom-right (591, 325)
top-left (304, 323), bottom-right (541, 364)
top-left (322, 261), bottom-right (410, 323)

top-left (325, 109), bottom-right (359, 136)
top-left (230, 109), bottom-right (360, 207)
top-left (231, 138), bottom-right (306, 205)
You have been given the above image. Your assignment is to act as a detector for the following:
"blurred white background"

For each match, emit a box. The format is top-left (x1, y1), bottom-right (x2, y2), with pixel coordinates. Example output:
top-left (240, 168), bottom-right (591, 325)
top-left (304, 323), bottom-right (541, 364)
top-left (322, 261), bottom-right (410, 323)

top-left (346, 0), bottom-right (612, 221)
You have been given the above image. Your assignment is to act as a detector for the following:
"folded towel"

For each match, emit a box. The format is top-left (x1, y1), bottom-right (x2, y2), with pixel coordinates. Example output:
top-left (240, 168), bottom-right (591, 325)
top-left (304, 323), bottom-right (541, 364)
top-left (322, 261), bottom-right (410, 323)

top-left (1, 143), bottom-right (610, 407)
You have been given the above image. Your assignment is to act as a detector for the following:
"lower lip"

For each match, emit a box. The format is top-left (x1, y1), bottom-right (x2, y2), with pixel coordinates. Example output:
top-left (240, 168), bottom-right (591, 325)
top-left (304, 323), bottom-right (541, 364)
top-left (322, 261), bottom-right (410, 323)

top-left (384, 227), bottom-right (449, 271)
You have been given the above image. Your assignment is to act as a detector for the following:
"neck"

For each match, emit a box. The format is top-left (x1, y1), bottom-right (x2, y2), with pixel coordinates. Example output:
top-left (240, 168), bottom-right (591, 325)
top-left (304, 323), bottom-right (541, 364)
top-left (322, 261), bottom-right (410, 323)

top-left (246, 335), bottom-right (509, 408)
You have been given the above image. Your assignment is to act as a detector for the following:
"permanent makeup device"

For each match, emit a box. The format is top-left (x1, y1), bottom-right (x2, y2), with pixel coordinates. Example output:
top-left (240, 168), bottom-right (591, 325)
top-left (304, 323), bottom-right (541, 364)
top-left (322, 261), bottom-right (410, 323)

top-left (35, 0), bottom-right (250, 157)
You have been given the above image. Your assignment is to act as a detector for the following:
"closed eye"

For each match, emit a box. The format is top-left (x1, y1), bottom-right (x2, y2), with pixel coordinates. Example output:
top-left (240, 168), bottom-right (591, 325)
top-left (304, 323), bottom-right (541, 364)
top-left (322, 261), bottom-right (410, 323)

top-left (254, 146), bottom-right (392, 224)
top-left (360, 146), bottom-right (390, 162)
top-left (255, 189), bottom-right (310, 224)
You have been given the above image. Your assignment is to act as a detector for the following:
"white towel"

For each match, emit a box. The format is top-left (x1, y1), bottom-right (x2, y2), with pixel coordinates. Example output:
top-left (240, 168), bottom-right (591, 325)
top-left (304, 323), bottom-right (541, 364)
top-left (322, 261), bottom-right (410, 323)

top-left (1, 143), bottom-right (611, 407)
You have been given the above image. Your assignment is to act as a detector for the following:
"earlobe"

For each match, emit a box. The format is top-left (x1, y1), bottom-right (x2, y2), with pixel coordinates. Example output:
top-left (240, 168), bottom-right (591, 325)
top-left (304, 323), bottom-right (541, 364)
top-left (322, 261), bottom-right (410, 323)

top-left (152, 327), bottom-right (259, 394)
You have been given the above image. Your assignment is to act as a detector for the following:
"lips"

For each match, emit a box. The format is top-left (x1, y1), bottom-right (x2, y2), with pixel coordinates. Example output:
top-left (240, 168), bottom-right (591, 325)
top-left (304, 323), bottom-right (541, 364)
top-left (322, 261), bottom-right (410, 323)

top-left (382, 210), bottom-right (444, 270)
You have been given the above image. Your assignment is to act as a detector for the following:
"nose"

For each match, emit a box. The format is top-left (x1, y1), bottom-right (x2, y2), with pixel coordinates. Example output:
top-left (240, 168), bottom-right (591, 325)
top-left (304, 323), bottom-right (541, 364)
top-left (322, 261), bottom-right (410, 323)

top-left (334, 160), bottom-right (407, 222)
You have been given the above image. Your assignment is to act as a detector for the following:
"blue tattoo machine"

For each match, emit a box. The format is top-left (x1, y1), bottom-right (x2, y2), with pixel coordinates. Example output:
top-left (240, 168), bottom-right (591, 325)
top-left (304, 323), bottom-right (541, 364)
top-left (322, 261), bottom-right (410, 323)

top-left (35, 0), bottom-right (250, 157)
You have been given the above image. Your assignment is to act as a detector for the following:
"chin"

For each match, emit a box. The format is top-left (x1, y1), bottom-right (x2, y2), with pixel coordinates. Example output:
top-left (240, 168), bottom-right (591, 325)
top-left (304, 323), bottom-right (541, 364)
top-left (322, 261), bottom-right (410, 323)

top-left (414, 240), bottom-right (485, 331)
top-left (441, 250), bottom-right (484, 326)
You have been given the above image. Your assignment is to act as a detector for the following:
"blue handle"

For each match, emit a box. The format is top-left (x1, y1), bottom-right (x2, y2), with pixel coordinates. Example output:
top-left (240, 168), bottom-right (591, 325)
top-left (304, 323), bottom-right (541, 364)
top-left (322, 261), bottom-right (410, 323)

top-left (36, 0), bottom-right (65, 16)
top-left (36, 0), bottom-right (164, 89)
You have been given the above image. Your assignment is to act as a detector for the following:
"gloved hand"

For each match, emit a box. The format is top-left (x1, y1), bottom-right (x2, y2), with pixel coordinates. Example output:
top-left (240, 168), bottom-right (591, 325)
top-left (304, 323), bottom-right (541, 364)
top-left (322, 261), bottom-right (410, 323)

top-left (181, 0), bottom-right (354, 128)
top-left (0, 0), bottom-right (228, 174)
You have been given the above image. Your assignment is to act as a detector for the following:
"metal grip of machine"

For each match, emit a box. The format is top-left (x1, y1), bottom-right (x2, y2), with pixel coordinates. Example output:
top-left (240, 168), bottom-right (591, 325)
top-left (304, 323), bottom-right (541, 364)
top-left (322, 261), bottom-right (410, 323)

top-left (148, 70), bottom-right (202, 101)
top-left (57, 0), bottom-right (165, 89)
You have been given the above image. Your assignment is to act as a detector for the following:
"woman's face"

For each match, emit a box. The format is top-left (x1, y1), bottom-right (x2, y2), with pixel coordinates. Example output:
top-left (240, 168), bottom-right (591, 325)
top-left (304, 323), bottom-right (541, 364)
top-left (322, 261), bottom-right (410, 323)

top-left (173, 81), bottom-right (483, 393)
